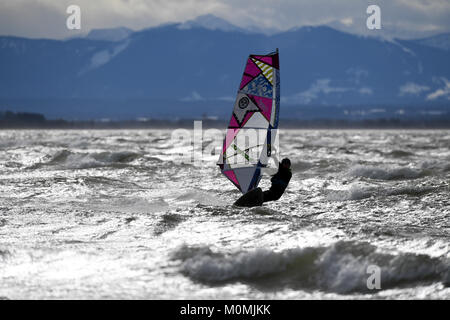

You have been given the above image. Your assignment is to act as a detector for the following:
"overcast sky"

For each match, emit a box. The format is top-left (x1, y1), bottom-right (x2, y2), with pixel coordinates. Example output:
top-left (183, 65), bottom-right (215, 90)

top-left (1, 0), bottom-right (450, 39)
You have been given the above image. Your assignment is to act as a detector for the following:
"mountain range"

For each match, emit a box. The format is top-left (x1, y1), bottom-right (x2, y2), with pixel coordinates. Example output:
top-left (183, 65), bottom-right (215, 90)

top-left (0, 15), bottom-right (449, 120)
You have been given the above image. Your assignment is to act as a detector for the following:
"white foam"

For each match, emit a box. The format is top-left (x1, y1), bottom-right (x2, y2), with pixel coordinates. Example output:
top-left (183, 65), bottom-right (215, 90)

top-left (326, 184), bottom-right (436, 201)
top-left (348, 165), bottom-right (424, 180)
top-left (32, 150), bottom-right (142, 170)
top-left (327, 184), bottom-right (375, 201)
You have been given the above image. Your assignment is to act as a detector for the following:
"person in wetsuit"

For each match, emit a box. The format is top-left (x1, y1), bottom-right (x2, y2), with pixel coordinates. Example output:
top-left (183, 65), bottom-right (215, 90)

top-left (263, 158), bottom-right (292, 202)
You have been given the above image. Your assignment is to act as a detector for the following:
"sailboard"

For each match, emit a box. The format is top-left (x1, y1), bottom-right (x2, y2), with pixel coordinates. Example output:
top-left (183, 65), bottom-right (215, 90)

top-left (217, 49), bottom-right (280, 194)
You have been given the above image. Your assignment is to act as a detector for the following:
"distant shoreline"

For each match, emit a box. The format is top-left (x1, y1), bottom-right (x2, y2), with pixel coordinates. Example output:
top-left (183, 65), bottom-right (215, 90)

top-left (1, 111), bottom-right (450, 129)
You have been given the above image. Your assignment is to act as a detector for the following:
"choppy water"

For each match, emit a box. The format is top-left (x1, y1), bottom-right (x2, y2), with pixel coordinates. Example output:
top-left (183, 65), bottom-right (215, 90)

top-left (0, 129), bottom-right (449, 299)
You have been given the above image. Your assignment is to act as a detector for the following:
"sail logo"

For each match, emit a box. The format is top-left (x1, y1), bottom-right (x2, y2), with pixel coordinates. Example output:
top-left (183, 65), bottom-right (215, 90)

top-left (238, 97), bottom-right (250, 109)
top-left (233, 94), bottom-right (260, 124)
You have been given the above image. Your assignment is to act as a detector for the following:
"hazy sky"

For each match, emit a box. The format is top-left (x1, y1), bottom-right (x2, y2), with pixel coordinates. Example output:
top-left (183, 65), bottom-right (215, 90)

top-left (1, 0), bottom-right (450, 39)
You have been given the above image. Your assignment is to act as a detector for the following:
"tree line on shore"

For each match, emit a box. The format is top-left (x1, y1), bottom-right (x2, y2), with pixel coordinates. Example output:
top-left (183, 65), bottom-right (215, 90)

top-left (1, 110), bottom-right (449, 129)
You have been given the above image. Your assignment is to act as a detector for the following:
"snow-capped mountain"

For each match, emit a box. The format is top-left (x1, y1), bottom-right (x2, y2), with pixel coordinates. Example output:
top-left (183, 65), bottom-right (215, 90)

top-left (86, 27), bottom-right (134, 42)
top-left (176, 14), bottom-right (246, 33)
top-left (0, 15), bottom-right (449, 119)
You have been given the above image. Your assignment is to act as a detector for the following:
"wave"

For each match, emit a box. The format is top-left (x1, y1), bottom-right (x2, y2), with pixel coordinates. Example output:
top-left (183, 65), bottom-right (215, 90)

top-left (29, 149), bottom-right (142, 169)
top-left (80, 176), bottom-right (141, 188)
top-left (172, 241), bottom-right (448, 293)
top-left (290, 161), bottom-right (313, 172)
top-left (386, 186), bottom-right (437, 197)
top-left (3, 161), bottom-right (23, 169)
top-left (95, 197), bottom-right (169, 214)
top-left (0, 249), bottom-right (11, 261)
top-left (326, 184), bottom-right (438, 201)
top-left (326, 185), bottom-right (375, 201)
top-left (347, 165), bottom-right (427, 180)
top-left (175, 190), bottom-right (229, 206)
top-left (154, 213), bottom-right (185, 236)
top-left (386, 150), bottom-right (414, 158)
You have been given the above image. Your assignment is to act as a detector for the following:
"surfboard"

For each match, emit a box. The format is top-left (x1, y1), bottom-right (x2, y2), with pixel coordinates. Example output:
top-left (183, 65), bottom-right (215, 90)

top-left (217, 49), bottom-right (280, 205)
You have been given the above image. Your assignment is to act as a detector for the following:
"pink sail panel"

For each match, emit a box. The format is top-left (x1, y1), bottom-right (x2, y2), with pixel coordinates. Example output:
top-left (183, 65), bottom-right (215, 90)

top-left (251, 56), bottom-right (273, 66)
top-left (244, 58), bottom-right (261, 77)
top-left (239, 59), bottom-right (261, 90)
top-left (239, 75), bottom-right (254, 91)
top-left (229, 115), bottom-right (239, 128)
top-left (222, 128), bottom-right (239, 153)
top-left (249, 95), bottom-right (272, 122)
top-left (223, 170), bottom-right (240, 187)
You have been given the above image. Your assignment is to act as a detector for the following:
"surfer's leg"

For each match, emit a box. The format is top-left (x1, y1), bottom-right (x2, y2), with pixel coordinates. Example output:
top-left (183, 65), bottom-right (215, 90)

top-left (262, 190), bottom-right (276, 202)
top-left (263, 190), bottom-right (284, 203)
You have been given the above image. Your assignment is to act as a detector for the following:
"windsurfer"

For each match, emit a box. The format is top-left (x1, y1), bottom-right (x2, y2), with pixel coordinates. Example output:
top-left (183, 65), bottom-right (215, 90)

top-left (262, 158), bottom-right (291, 202)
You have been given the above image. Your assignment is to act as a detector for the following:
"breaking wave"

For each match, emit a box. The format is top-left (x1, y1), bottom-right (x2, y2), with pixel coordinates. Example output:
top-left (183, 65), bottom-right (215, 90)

top-left (290, 161), bottom-right (313, 172)
top-left (154, 213), bottom-right (185, 236)
top-left (386, 150), bottom-right (414, 158)
top-left (326, 184), bottom-right (438, 201)
top-left (326, 185), bottom-right (375, 201)
top-left (172, 241), bottom-right (449, 293)
top-left (0, 249), bottom-right (11, 261)
top-left (175, 190), bottom-right (229, 206)
top-left (29, 149), bottom-right (142, 169)
top-left (347, 165), bottom-right (427, 180)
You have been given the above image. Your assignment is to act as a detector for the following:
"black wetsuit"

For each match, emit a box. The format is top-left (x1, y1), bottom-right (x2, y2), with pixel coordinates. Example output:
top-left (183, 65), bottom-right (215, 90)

top-left (263, 166), bottom-right (292, 202)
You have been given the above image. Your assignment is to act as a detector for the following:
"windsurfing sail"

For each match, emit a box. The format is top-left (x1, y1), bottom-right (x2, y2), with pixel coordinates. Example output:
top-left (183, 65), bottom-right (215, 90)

top-left (218, 49), bottom-right (280, 194)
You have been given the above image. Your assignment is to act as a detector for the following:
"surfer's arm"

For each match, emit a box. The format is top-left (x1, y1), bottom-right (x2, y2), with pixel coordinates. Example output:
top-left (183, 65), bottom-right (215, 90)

top-left (270, 172), bottom-right (291, 191)
top-left (270, 172), bottom-right (280, 183)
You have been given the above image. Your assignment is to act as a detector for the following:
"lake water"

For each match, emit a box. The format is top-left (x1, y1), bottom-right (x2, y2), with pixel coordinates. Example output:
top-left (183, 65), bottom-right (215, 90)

top-left (0, 129), bottom-right (448, 299)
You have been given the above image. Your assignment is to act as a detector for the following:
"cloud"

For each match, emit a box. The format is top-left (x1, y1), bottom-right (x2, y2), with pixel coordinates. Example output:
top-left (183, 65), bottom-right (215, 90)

top-left (1, 0), bottom-right (450, 39)
top-left (359, 87), bottom-right (373, 95)
top-left (285, 78), bottom-right (374, 104)
top-left (217, 96), bottom-right (234, 102)
top-left (181, 91), bottom-right (205, 102)
top-left (426, 77), bottom-right (450, 100)
top-left (399, 82), bottom-right (430, 96)
top-left (346, 67), bottom-right (369, 85)
top-left (288, 79), bottom-right (350, 104)
top-left (340, 18), bottom-right (354, 27)
top-left (396, 0), bottom-right (450, 12)
top-left (78, 40), bottom-right (130, 75)
top-left (0, 0), bottom-right (225, 39)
